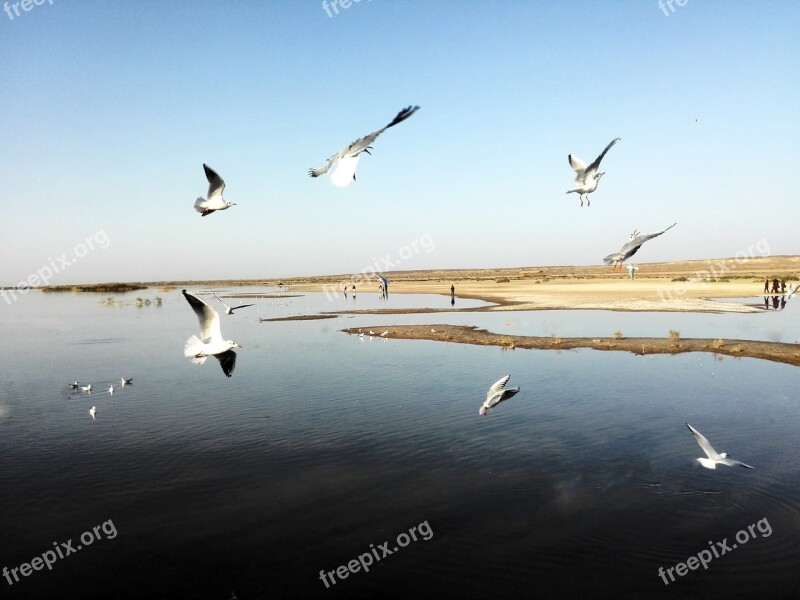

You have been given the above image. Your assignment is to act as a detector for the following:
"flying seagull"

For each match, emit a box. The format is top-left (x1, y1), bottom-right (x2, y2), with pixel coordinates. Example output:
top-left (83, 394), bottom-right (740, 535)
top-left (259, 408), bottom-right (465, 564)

top-left (626, 264), bottom-right (639, 280)
top-left (213, 293), bottom-right (255, 316)
top-left (686, 423), bottom-right (753, 469)
top-left (309, 105), bottom-right (420, 187)
top-left (566, 137), bottom-right (621, 206)
top-left (603, 223), bottom-right (677, 269)
top-left (182, 290), bottom-right (241, 377)
top-left (479, 375), bottom-right (520, 416)
top-left (376, 274), bottom-right (389, 295)
top-left (194, 164), bottom-right (236, 217)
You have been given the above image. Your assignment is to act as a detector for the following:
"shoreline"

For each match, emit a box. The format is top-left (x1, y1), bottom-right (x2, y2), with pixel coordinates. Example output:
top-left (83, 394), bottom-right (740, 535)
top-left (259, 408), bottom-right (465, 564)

top-left (342, 325), bottom-right (800, 368)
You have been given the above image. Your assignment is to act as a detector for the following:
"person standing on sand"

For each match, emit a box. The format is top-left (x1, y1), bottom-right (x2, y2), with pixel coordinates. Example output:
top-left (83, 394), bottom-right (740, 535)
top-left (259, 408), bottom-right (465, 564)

top-left (764, 278), bottom-right (769, 293)
top-left (450, 284), bottom-right (455, 296)
top-left (772, 278), bottom-right (779, 294)
top-left (780, 279), bottom-right (786, 293)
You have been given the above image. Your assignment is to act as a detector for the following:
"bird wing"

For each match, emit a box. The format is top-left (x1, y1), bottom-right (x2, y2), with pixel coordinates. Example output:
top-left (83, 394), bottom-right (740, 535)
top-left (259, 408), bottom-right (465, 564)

top-left (182, 290), bottom-right (223, 343)
top-left (719, 457), bottom-right (754, 469)
top-left (230, 303), bottom-right (255, 312)
top-left (309, 152), bottom-right (340, 178)
top-left (214, 349), bottom-right (237, 377)
top-left (586, 137), bottom-right (621, 173)
top-left (568, 154), bottom-right (587, 179)
top-left (330, 154), bottom-right (360, 187)
top-left (488, 375), bottom-right (511, 399)
top-left (343, 105), bottom-right (421, 156)
top-left (617, 223), bottom-right (677, 256)
top-left (213, 293), bottom-right (230, 310)
top-left (686, 423), bottom-right (720, 460)
top-left (204, 164), bottom-right (225, 202)
top-left (376, 275), bottom-right (388, 287)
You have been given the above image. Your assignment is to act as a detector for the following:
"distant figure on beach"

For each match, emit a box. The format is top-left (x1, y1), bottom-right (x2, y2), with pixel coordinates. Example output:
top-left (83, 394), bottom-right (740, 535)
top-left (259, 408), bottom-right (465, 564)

top-left (352, 285), bottom-right (356, 298)
top-left (451, 284), bottom-right (455, 296)
top-left (764, 278), bottom-right (769, 293)
top-left (780, 279), bottom-right (786, 293)
top-left (771, 279), bottom-right (779, 294)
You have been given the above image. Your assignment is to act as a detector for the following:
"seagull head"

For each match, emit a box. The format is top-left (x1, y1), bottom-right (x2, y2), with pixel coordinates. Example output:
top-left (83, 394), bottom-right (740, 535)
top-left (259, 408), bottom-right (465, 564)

top-left (719, 452), bottom-right (728, 458)
top-left (227, 340), bottom-right (242, 350)
top-left (226, 201), bottom-right (237, 208)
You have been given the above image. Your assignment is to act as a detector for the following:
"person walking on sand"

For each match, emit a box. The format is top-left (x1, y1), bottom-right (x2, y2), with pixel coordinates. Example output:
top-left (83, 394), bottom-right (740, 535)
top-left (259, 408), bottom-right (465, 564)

top-left (764, 278), bottom-right (769, 293)
top-left (772, 278), bottom-right (779, 294)
top-left (451, 284), bottom-right (455, 296)
top-left (780, 279), bottom-right (786, 293)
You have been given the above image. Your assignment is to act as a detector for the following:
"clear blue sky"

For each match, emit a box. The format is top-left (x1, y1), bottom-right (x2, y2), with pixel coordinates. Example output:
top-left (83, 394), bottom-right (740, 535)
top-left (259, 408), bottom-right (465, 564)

top-left (1, 1), bottom-right (798, 284)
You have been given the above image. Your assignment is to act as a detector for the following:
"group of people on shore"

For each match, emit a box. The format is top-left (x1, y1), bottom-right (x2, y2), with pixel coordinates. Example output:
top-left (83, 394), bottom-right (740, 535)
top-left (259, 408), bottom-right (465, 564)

top-left (763, 278), bottom-right (787, 294)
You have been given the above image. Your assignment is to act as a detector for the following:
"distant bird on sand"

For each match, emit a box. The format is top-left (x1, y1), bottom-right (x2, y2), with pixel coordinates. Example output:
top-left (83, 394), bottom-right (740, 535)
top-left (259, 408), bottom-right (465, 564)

top-left (603, 223), bottom-right (677, 269)
top-left (213, 293), bottom-right (255, 315)
top-left (686, 423), bottom-right (753, 469)
top-left (89, 406), bottom-right (96, 419)
top-left (194, 164), bottom-right (236, 217)
top-left (626, 264), bottom-right (639, 280)
top-left (309, 105), bottom-right (420, 187)
top-left (479, 375), bottom-right (520, 416)
top-left (566, 137), bottom-right (620, 207)
top-left (182, 290), bottom-right (241, 377)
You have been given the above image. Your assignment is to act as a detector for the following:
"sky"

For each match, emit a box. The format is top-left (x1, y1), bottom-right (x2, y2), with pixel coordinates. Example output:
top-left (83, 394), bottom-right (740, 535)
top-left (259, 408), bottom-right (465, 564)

top-left (1, 0), bottom-right (798, 285)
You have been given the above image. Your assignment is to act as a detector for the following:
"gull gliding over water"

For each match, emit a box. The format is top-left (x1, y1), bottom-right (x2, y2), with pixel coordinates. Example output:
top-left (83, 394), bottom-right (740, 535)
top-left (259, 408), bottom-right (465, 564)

top-left (213, 293), bottom-right (255, 315)
top-left (194, 164), bottom-right (236, 217)
top-left (182, 290), bottom-right (241, 377)
top-left (686, 423), bottom-right (753, 470)
top-left (479, 375), bottom-right (520, 416)
top-left (603, 223), bottom-right (677, 269)
top-left (309, 105), bottom-right (420, 187)
top-left (566, 137), bottom-right (621, 207)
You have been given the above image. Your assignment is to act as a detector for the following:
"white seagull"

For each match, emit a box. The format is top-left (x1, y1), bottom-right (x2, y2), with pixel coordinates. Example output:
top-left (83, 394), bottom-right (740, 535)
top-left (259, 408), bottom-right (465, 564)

top-left (603, 223), bottom-right (677, 269)
top-left (108, 385), bottom-right (114, 396)
top-left (194, 164), bottom-right (236, 217)
top-left (213, 293), bottom-right (255, 315)
top-left (80, 384), bottom-right (92, 393)
top-left (309, 105), bottom-right (420, 187)
top-left (89, 406), bottom-right (96, 419)
top-left (120, 377), bottom-right (133, 386)
top-left (626, 264), bottom-right (639, 280)
top-left (686, 423), bottom-right (753, 470)
top-left (479, 375), bottom-right (520, 416)
top-left (566, 137), bottom-right (621, 206)
top-left (182, 290), bottom-right (242, 377)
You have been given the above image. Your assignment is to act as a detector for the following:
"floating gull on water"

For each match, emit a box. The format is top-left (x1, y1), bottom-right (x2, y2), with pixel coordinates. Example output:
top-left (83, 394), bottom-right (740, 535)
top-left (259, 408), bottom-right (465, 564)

top-left (194, 164), bottom-right (236, 217)
top-left (213, 293), bottom-right (255, 315)
top-left (479, 375), bottom-right (520, 416)
top-left (603, 223), bottom-right (677, 269)
top-left (89, 406), bottom-right (96, 419)
top-left (686, 423), bottom-right (753, 470)
top-left (120, 377), bottom-right (133, 386)
top-left (81, 384), bottom-right (92, 393)
top-left (309, 105), bottom-right (420, 187)
top-left (566, 137), bottom-right (620, 207)
top-left (108, 385), bottom-right (114, 396)
top-left (69, 381), bottom-right (79, 390)
top-left (182, 290), bottom-right (242, 377)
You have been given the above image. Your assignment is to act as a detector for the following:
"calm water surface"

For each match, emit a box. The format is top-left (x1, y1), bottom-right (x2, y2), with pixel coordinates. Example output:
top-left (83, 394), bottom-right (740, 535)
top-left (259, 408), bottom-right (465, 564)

top-left (1, 288), bottom-right (799, 599)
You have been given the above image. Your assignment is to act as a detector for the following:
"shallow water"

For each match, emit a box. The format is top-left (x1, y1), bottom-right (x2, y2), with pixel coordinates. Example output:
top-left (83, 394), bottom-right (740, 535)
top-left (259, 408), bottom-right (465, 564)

top-left (1, 288), bottom-right (799, 599)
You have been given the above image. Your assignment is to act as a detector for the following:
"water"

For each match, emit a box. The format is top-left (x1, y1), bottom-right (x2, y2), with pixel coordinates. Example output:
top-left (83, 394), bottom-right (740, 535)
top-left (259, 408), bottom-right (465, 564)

top-left (1, 289), bottom-right (799, 599)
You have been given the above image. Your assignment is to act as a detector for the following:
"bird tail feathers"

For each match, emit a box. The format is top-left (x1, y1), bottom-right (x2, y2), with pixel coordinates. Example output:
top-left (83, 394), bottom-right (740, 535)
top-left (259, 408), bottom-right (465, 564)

top-left (603, 254), bottom-right (617, 266)
top-left (193, 197), bottom-right (206, 213)
top-left (184, 335), bottom-right (208, 363)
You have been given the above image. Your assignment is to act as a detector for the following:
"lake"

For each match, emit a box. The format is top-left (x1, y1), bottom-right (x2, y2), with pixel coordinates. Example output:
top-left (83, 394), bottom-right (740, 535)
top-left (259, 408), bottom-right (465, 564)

top-left (1, 288), bottom-right (798, 599)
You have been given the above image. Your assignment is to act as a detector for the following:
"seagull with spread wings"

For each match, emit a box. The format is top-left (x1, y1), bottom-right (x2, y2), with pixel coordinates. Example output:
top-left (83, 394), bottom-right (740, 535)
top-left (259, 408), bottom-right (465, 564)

top-left (182, 290), bottom-right (241, 377)
top-left (603, 223), bottom-right (677, 269)
top-left (479, 375), bottom-right (521, 416)
top-left (213, 293), bottom-right (255, 316)
top-left (194, 164), bottom-right (236, 217)
top-left (686, 423), bottom-right (753, 470)
top-left (309, 105), bottom-right (420, 187)
top-left (566, 137), bottom-right (621, 207)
